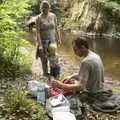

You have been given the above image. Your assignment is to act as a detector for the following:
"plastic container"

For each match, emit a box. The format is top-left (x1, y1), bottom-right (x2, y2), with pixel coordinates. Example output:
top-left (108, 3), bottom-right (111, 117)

top-left (28, 80), bottom-right (39, 97)
top-left (37, 81), bottom-right (51, 105)
top-left (37, 82), bottom-right (46, 105)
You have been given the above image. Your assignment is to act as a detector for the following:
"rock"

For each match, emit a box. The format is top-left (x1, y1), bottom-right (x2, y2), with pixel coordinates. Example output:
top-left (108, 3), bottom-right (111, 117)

top-left (1, 85), bottom-right (7, 89)
top-left (0, 90), bottom-right (5, 94)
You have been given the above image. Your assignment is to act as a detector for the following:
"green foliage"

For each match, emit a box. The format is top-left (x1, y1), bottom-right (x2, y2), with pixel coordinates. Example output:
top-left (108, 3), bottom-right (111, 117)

top-left (2, 86), bottom-right (47, 120)
top-left (91, 0), bottom-right (120, 31)
top-left (91, 0), bottom-right (120, 11)
top-left (0, 40), bottom-right (32, 78)
top-left (0, 0), bottom-right (33, 78)
top-left (49, 0), bottom-right (62, 21)
top-left (60, 0), bottom-right (120, 32)
top-left (61, 18), bottom-right (79, 30)
top-left (4, 87), bottom-right (32, 113)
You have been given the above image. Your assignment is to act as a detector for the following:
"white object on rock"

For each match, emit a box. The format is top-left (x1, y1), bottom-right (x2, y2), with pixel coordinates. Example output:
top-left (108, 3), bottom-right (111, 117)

top-left (46, 94), bottom-right (70, 118)
top-left (53, 112), bottom-right (76, 120)
top-left (28, 80), bottom-right (39, 97)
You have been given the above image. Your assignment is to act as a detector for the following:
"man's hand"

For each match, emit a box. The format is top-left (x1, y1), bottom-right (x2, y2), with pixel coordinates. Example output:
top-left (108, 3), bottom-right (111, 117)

top-left (51, 78), bottom-right (61, 88)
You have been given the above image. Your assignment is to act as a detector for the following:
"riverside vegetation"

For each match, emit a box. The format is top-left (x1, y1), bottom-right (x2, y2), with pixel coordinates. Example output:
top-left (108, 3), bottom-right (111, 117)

top-left (0, 0), bottom-right (120, 120)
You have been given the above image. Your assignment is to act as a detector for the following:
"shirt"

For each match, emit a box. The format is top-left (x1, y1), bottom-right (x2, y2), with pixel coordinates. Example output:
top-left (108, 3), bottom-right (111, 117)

top-left (49, 55), bottom-right (60, 68)
top-left (78, 50), bottom-right (104, 93)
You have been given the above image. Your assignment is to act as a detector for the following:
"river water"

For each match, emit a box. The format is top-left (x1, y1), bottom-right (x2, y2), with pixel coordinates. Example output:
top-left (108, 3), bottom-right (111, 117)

top-left (60, 31), bottom-right (120, 80)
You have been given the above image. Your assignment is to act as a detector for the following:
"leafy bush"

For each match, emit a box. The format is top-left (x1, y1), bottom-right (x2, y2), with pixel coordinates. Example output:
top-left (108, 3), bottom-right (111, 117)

top-left (0, 39), bottom-right (32, 78)
top-left (2, 86), bottom-right (48, 120)
top-left (91, 0), bottom-right (120, 11)
top-left (0, 0), bottom-right (34, 78)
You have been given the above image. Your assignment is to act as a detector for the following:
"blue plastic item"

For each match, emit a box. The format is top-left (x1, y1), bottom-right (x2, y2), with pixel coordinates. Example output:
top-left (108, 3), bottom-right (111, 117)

top-left (37, 82), bottom-right (46, 105)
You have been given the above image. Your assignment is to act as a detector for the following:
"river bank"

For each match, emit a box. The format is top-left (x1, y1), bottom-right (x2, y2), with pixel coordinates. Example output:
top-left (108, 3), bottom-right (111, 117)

top-left (0, 47), bottom-right (120, 120)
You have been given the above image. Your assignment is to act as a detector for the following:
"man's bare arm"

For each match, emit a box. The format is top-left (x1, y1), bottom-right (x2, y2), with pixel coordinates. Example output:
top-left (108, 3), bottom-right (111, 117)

top-left (51, 79), bottom-right (85, 91)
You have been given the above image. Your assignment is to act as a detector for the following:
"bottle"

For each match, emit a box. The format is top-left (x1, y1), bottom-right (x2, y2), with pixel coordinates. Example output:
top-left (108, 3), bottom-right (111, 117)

top-left (37, 82), bottom-right (46, 105)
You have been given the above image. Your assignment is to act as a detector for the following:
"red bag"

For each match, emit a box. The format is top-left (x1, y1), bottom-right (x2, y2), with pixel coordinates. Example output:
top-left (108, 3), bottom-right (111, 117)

top-left (50, 79), bottom-right (72, 96)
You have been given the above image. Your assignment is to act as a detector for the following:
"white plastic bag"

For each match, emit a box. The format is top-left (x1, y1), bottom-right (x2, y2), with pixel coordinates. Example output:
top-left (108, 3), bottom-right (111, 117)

top-left (28, 80), bottom-right (39, 97)
top-left (46, 94), bottom-right (70, 118)
top-left (53, 112), bottom-right (76, 120)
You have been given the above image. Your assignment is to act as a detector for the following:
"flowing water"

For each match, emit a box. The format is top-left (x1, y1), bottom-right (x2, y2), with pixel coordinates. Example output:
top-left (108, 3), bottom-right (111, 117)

top-left (60, 31), bottom-right (120, 80)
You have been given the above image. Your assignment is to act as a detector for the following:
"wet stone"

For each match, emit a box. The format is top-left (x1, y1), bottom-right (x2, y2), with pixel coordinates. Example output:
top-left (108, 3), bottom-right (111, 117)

top-left (1, 85), bottom-right (7, 89)
top-left (0, 90), bottom-right (5, 94)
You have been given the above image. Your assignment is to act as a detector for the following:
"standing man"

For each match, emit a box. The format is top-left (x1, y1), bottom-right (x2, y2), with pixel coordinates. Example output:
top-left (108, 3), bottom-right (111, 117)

top-left (36, 0), bottom-right (60, 76)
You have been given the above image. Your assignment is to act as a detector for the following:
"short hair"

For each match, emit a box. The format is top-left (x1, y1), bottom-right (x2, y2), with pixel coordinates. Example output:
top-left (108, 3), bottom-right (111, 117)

top-left (49, 43), bottom-right (57, 51)
top-left (73, 37), bottom-right (89, 49)
top-left (40, 0), bottom-right (50, 10)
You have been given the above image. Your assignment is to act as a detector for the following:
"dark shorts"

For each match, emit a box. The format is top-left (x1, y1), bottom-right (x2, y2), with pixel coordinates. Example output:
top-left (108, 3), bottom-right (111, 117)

top-left (50, 66), bottom-right (60, 79)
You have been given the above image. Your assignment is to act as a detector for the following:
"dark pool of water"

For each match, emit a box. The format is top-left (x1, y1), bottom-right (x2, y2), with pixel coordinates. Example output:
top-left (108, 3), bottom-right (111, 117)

top-left (61, 32), bottom-right (120, 80)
